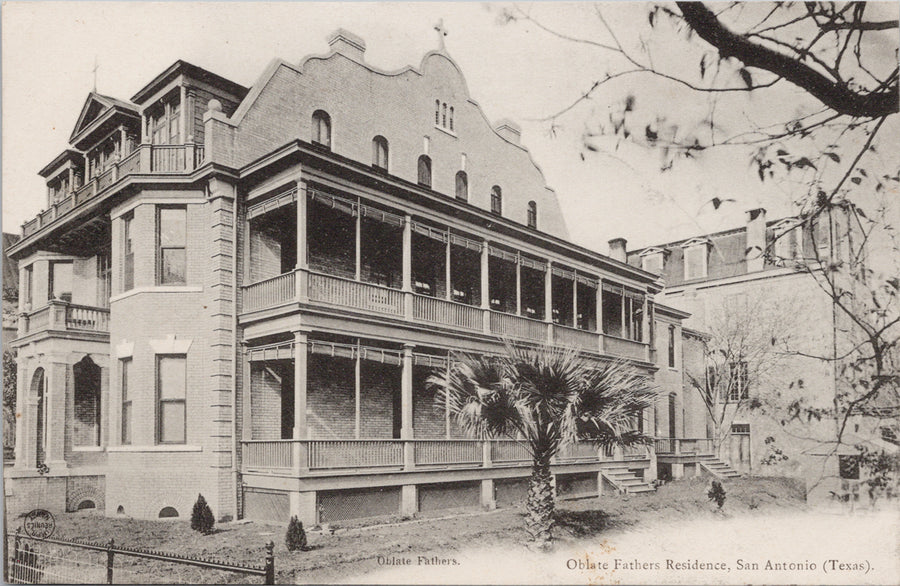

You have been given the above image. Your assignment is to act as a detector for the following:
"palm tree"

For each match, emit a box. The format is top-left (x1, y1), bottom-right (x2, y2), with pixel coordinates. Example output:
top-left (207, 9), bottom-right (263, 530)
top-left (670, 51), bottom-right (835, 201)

top-left (429, 343), bottom-right (658, 549)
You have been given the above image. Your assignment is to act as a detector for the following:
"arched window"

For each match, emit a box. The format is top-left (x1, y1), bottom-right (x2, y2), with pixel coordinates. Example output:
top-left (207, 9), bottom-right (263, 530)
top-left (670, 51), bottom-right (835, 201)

top-left (442, 103), bottom-right (447, 127)
top-left (158, 506), bottom-right (179, 518)
top-left (455, 171), bottom-right (468, 201)
top-left (490, 186), bottom-right (502, 215)
top-left (311, 110), bottom-right (331, 148)
top-left (435, 100), bottom-right (440, 125)
top-left (527, 201), bottom-right (537, 228)
top-left (449, 107), bottom-right (454, 131)
top-left (417, 155), bottom-right (432, 188)
top-left (372, 136), bottom-right (389, 170)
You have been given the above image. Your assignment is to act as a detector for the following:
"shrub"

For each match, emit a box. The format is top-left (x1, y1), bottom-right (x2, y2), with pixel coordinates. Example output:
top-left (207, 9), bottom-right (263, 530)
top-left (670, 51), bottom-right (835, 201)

top-left (707, 480), bottom-right (726, 510)
top-left (285, 515), bottom-right (308, 551)
top-left (190, 494), bottom-right (215, 535)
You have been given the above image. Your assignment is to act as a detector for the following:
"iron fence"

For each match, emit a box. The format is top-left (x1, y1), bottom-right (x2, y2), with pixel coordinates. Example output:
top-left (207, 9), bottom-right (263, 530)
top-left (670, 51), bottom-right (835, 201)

top-left (5, 530), bottom-right (274, 584)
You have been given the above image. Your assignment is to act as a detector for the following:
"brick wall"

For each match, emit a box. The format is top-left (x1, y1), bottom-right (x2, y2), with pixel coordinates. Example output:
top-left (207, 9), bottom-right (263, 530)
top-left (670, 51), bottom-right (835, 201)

top-left (307, 354), bottom-right (356, 439)
top-left (308, 201), bottom-right (355, 278)
top-left (360, 361), bottom-right (399, 439)
top-left (223, 50), bottom-right (569, 239)
top-left (413, 365), bottom-right (445, 439)
top-left (248, 225), bottom-right (282, 282)
top-left (250, 363), bottom-right (283, 440)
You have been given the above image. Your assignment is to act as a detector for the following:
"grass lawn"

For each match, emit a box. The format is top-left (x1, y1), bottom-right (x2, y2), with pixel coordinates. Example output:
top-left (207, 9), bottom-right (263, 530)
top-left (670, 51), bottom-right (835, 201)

top-left (8, 476), bottom-right (807, 584)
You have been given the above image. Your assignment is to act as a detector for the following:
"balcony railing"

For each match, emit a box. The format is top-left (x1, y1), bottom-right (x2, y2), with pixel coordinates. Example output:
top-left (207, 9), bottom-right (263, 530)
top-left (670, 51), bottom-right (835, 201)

top-left (19, 301), bottom-right (110, 336)
top-left (553, 324), bottom-right (600, 353)
top-left (413, 295), bottom-right (482, 331)
top-left (240, 269), bottom-right (650, 362)
top-left (307, 271), bottom-right (404, 316)
top-left (489, 311), bottom-right (548, 341)
top-left (21, 143), bottom-right (205, 238)
top-left (242, 439), bottom-right (629, 475)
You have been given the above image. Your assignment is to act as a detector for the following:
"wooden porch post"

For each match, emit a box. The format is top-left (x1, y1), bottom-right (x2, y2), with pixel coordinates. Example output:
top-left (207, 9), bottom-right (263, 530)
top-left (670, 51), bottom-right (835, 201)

top-left (355, 197), bottom-right (362, 281)
top-left (596, 279), bottom-right (604, 354)
top-left (295, 178), bottom-right (308, 303)
top-left (445, 232), bottom-right (452, 301)
top-left (573, 272), bottom-right (578, 329)
top-left (545, 261), bottom-right (553, 343)
top-left (293, 331), bottom-right (309, 474)
top-left (402, 216), bottom-right (412, 318)
top-left (401, 344), bottom-right (415, 470)
top-left (515, 254), bottom-right (522, 316)
top-left (481, 242), bottom-right (490, 334)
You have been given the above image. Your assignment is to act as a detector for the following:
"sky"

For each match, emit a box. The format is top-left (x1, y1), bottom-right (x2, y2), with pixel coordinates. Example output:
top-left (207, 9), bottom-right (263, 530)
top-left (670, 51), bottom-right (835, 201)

top-left (2, 1), bottom-right (897, 256)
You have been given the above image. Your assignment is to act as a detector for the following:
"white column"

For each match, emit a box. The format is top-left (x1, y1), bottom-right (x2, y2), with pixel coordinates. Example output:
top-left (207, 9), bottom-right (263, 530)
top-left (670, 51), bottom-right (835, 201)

top-left (481, 242), bottom-right (490, 334)
top-left (445, 235), bottom-right (452, 301)
top-left (295, 178), bottom-right (308, 302)
top-left (354, 344), bottom-right (361, 439)
top-left (402, 216), bottom-right (413, 318)
top-left (293, 331), bottom-right (309, 474)
top-left (596, 279), bottom-right (604, 353)
top-left (544, 261), bottom-right (553, 323)
top-left (572, 274), bottom-right (578, 329)
top-left (515, 256), bottom-right (522, 316)
top-left (401, 344), bottom-right (415, 472)
top-left (355, 198), bottom-right (362, 281)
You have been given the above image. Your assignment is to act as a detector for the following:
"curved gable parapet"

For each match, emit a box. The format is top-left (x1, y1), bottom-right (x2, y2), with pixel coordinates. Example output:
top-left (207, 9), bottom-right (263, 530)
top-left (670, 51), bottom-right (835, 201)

top-left (223, 39), bottom-right (570, 239)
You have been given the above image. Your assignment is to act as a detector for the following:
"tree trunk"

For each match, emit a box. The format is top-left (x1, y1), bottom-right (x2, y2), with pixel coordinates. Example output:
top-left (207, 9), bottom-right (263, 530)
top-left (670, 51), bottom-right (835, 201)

top-left (525, 454), bottom-right (554, 549)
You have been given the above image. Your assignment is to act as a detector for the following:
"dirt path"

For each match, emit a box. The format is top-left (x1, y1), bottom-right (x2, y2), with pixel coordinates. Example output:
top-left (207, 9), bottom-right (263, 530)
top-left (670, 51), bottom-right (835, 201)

top-left (342, 507), bottom-right (899, 585)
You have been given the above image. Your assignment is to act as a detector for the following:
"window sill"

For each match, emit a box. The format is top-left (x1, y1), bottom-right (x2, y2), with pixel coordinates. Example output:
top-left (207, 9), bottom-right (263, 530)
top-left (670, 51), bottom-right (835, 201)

top-left (107, 445), bottom-right (202, 453)
top-left (434, 125), bottom-right (457, 138)
top-left (110, 286), bottom-right (202, 303)
top-left (72, 446), bottom-right (105, 452)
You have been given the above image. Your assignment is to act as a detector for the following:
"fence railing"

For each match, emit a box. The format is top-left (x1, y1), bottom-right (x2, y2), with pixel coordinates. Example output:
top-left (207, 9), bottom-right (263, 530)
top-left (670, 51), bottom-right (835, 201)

top-left (242, 272), bottom-right (296, 312)
top-left (7, 530), bottom-right (274, 584)
top-left (553, 324), bottom-right (600, 353)
top-left (413, 296), bottom-right (482, 331)
top-left (307, 272), bottom-right (404, 316)
top-left (489, 311), bottom-right (547, 341)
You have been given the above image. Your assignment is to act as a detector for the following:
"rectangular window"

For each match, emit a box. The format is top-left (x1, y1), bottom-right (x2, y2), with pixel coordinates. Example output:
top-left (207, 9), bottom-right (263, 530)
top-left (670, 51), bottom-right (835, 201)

top-left (774, 227), bottom-right (799, 262)
top-left (121, 358), bottom-right (132, 445)
top-left (667, 325), bottom-right (676, 367)
top-left (149, 94), bottom-right (182, 145)
top-left (123, 213), bottom-right (134, 291)
top-left (727, 361), bottom-right (749, 401)
top-left (157, 207), bottom-right (187, 285)
top-left (48, 261), bottom-right (73, 302)
top-left (601, 287), bottom-right (623, 337)
top-left (683, 245), bottom-right (707, 280)
top-left (157, 356), bottom-right (186, 444)
top-left (641, 254), bottom-right (662, 274)
top-left (23, 265), bottom-right (33, 309)
top-left (97, 251), bottom-right (111, 307)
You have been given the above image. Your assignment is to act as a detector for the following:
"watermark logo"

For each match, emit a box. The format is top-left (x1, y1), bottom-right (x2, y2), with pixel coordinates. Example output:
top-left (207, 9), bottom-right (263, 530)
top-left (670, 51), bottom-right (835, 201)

top-left (23, 509), bottom-right (55, 539)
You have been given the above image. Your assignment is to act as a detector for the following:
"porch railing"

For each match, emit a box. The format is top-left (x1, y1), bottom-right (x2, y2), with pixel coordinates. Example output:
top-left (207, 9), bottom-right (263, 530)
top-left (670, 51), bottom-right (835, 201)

top-left (241, 439), bottom-right (639, 474)
top-left (308, 440), bottom-right (404, 470)
top-left (489, 311), bottom-right (547, 341)
top-left (553, 324), bottom-right (600, 353)
top-left (622, 443), bottom-right (650, 459)
top-left (654, 438), bottom-right (715, 456)
top-left (413, 296), bottom-right (482, 331)
top-left (243, 272), bottom-right (296, 312)
top-left (307, 272), bottom-right (404, 316)
top-left (65, 304), bottom-right (110, 332)
top-left (413, 440), bottom-right (482, 466)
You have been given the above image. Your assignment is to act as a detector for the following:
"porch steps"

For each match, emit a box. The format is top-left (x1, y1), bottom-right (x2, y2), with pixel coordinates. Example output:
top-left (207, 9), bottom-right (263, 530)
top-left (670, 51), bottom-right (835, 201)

top-left (601, 465), bottom-right (656, 494)
top-left (698, 457), bottom-right (742, 479)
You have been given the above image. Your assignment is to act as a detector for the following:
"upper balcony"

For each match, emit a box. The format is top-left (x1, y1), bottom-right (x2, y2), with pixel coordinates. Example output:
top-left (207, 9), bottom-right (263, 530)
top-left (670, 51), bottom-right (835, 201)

top-left (16, 299), bottom-right (110, 339)
top-left (22, 143), bottom-right (205, 238)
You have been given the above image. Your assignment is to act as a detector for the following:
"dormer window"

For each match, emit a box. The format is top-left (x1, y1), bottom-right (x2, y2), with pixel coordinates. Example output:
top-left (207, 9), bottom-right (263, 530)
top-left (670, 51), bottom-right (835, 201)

top-left (147, 92), bottom-right (181, 145)
top-left (681, 238), bottom-right (710, 280)
top-left (639, 247), bottom-right (668, 275)
top-left (312, 110), bottom-right (332, 149)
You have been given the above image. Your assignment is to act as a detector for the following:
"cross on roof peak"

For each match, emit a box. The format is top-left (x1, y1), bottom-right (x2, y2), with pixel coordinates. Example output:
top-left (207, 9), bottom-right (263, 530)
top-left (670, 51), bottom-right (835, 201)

top-left (434, 18), bottom-right (448, 51)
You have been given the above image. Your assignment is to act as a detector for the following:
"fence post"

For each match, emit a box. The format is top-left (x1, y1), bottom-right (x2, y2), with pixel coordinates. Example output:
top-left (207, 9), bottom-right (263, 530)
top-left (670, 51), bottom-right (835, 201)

top-left (106, 538), bottom-right (115, 584)
top-left (12, 528), bottom-right (21, 580)
top-left (264, 541), bottom-right (275, 585)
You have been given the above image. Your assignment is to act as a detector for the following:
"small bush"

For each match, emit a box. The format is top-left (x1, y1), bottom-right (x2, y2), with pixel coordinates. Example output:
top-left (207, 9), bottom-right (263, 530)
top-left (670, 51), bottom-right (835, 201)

top-left (707, 480), bottom-right (726, 509)
top-left (285, 515), bottom-right (308, 551)
top-left (190, 494), bottom-right (215, 535)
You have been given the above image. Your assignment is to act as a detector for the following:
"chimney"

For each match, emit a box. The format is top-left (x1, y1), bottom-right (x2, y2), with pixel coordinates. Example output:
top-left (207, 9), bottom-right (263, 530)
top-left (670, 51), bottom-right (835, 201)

top-left (494, 119), bottom-right (521, 144)
top-left (746, 207), bottom-right (766, 272)
top-left (608, 237), bottom-right (628, 263)
top-left (327, 29), bottom-right (366, 63)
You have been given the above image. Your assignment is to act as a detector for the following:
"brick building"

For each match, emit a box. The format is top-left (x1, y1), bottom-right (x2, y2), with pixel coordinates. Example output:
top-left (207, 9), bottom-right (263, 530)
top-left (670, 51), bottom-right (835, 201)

top-left (625, 207), bottom-right (898, 498)
top-left (5, 30), bottom-right (717, 523)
